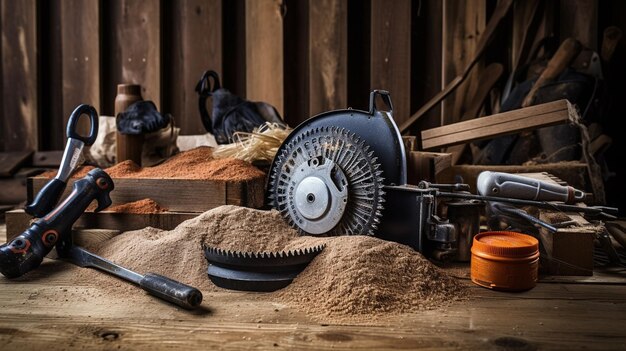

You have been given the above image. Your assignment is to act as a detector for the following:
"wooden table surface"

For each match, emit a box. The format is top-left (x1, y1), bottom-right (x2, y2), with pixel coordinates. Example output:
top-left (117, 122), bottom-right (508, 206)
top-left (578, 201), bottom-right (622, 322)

top-left (1, 223), bottom-right (625, 350)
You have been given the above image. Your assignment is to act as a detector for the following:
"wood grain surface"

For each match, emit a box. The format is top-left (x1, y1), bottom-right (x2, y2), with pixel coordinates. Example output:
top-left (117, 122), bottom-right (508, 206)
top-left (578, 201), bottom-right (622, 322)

top-left (0, 249), bottom-right (623, 350)
top-left (0, 0), bottom-right (38, 151)
top-left (370, 0), bottom-right (411, 124)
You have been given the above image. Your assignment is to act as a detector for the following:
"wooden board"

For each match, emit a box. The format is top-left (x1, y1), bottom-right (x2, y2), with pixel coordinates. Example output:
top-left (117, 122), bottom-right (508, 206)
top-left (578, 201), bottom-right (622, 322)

top-left (0, 0), bottom-right (38, 152)
top-left (5, 209), bottom-right (198, 241)
top-left (0, 151), bottom-right (33, 177)
top-left (560, 0), bottom-right (598, 50)
top-left (103, 0), bottom-right (161, 114)
top-left (406, 151), bottom-right (451, 185)
top-left (441, 0), bottom-right (486, 124)
top-left (28, 177), bottom-right (266, 213)
top-left (421, 99), bottom-right (574, 150)
top-left (0, 257), bottom-right (625, 350)
top-left (370, 0), bottom-right (411, 124)
top-left (60, 0), bottom-right (101, 135)
top-left (165, 0), bottom-right (222, 135)
top-left (308, 0), bottom-right (347, 116)
top-left (245, 0), bottom-right (283, 116)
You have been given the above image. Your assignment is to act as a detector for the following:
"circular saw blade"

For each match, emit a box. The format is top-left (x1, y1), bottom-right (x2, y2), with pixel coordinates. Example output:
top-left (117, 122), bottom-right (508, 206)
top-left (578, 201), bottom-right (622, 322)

top-left (268, 126), bottom-right (385, 236)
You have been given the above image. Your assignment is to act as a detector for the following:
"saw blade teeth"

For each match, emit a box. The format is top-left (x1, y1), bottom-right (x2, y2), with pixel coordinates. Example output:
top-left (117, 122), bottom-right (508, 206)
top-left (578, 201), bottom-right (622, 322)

top-left (268, 125), bottom-right (386, 238)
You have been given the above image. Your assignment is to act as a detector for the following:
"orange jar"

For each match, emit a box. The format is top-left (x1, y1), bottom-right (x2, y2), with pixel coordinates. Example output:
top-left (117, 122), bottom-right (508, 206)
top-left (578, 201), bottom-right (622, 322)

top-left (471, 231), bottom-right (539, 291)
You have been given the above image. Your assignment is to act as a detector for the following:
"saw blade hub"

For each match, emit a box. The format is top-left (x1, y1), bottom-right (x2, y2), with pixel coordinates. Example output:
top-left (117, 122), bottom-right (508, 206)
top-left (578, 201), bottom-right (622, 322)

top-left (291, 158), bottom-right (348, 234)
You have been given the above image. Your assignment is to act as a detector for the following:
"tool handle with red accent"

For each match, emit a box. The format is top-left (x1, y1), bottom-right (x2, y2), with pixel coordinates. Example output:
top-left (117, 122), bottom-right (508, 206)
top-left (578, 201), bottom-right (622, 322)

top-left (0, 168), bottom-right (114, 278)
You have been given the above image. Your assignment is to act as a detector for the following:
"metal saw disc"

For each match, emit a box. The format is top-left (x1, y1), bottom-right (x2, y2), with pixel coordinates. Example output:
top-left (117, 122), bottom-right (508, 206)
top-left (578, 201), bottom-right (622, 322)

top-left (268, 126), bottom-right (385, 236)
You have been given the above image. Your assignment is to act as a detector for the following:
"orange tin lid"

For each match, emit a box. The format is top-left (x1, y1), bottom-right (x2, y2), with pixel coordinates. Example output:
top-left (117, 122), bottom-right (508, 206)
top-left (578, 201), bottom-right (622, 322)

top-left (472, 231), bottom-right (538, 259)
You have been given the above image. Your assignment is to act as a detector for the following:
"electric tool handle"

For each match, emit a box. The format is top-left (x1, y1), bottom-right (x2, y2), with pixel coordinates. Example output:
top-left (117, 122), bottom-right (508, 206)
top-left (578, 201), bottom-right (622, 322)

top-left (0, 169), bottom-right (114, 278)
top-left (139, 273), bottom-right (203, 309)
top-left (477, 171), bottom-right (585, 203)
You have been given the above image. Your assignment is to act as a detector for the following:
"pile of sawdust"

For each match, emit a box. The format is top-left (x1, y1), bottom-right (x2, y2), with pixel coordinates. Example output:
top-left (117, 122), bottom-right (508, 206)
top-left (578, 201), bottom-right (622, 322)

top-left (40, 146), bottom-right (265, 182)
top-left (77, 205), bottom-right (466, 322)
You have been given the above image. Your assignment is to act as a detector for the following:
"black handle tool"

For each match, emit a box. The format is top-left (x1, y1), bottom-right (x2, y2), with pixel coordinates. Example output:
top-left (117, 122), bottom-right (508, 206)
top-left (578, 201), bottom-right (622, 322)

top-left (26, 104), bottom-right (99, 217)
top-left (0, 168), bottom-right (113, 278)
top-left (2, 168), bottom-right (203, 309)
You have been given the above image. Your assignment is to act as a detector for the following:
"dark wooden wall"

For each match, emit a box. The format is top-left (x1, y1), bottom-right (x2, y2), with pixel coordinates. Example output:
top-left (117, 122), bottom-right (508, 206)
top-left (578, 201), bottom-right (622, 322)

top-left (0, 0), bottom-right (624, 155)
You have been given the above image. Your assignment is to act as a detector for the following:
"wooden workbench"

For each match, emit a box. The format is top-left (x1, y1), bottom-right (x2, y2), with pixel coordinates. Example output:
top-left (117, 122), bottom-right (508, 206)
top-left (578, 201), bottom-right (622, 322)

top-left (1, 223), bottom-right (625, 350)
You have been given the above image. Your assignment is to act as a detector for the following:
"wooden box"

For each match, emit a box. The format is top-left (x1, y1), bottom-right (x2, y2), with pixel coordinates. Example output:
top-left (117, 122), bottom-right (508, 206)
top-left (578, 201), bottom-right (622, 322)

top-left (6, 175), bottom-right (267, 240)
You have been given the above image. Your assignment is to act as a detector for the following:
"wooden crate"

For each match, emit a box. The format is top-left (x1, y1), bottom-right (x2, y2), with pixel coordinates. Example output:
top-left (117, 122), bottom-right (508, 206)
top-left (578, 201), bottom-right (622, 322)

top-left (6, 209), bottom-right (200, 242)
top-left (28, 176), bottom-right (266, 213)
top-left (11, 175), bottom-right (267, 241)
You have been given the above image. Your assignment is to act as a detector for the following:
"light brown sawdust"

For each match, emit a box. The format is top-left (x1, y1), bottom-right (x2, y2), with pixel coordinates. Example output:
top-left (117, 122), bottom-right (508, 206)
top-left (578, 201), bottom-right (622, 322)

top-left (40, 146), bottom-right (265, 182)
top-left (72, 205), bottom-right (466, 323)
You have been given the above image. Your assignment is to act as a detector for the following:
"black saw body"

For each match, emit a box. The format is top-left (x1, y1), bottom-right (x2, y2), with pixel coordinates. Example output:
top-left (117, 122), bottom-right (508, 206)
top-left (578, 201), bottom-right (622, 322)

top-left (266, 90), bottom-right (407, 237)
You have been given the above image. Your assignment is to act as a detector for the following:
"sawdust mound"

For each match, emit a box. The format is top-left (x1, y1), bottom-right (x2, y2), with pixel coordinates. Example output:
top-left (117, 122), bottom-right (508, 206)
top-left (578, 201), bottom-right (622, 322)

top-left (83, 206), bottom-right (298, 293)
top-left (277, 235), bottom-right (466, 319)
top-left (81, 205), bottom-right (466, 321)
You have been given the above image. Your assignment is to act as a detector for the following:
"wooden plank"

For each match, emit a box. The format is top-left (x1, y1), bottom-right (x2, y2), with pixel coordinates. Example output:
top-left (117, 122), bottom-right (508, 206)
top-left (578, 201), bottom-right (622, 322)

top-left (409, 0), bottom-right (443, 133)
top-left (5, 209), bottom-right (198, 241)
top-left (441, 0), bottom-right (486, 124)
top-left (0, 0), bottom-right (38, 151)
top-left (308, 0), bottom-right (347, 116)
top-left (245, 0), bottom-right (284, 116)
top-left (370, 0), bottom-right (411, 124)
top-left (282, 0), bottom-right (308, 125)
top-left (37, 0), bottom-right (64, 150)
top-left (0, 151), bottom-right (33, 177)
top-left (29, 177), bottom-right (266, 213)
top-left (0, 270), bottom-right (625, 350)
top-left (560, 0), bottom-right (598, 50)
top-left (421, 99), bottom-right (573, 149)
top-left (60, 0), bottom-right (101, 132)
top-left (31, 151), bottom-right (63, 167)
top-left (406, 151), bottom-right (451, 185)
top-left (165, 0), bottom-right (222, 135)
top-left (103, 0), bottom-right (161, 113)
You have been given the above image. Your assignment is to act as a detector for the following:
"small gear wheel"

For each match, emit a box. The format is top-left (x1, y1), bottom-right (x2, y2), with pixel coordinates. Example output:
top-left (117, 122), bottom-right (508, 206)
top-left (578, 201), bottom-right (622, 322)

top-left (268, 126), bottom-right (385, 236)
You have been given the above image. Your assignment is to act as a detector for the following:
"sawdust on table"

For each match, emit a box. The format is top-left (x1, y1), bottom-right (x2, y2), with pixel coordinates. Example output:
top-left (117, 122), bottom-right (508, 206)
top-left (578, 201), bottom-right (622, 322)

top-left (40, 146), bottom-right (265, 182)
top-left (72, 205), bottom-right (467, 324)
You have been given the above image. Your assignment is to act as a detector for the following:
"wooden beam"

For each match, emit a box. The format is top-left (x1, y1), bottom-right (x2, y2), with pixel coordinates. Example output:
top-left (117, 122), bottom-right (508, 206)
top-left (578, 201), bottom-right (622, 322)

top-left (0, 0), bottom-right (38, 151)
top-left (165, 0), bottom-right (222, 135)
top-left (370, 0), bottom-right (411, 124)
top-left (104, 0), bottom-right (161, 113)
top-left (29, 177), bottom-right (266, 213)
top-left (5, 210), bottom-right (199, 241)
top-left (245, 0), bottom-right (284, 116)
top-left (308, 0), bottom-right (347, 116)
top-left (441, 0), bottom-right (486, 124)
top-left (60, 0), bottom-right (101, 128)
top-left (560, 0), bottom-right (598, 50)
top-left (421, 100), bottom-right (574, 150)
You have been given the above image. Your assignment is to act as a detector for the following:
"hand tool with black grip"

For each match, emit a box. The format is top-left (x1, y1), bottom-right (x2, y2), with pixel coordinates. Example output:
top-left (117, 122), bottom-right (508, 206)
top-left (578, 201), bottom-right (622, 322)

top-left (1, 168), bottom-right (203, 309)
top-left (26, 104), bottom-right (99, 217)
top-left (0, 168), bottom-right (113, 278)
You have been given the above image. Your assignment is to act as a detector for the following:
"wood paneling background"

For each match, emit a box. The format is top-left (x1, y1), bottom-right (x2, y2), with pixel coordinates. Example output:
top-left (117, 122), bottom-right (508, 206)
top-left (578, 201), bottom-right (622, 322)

top-left (0, 0), bottom-right (624, 154)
